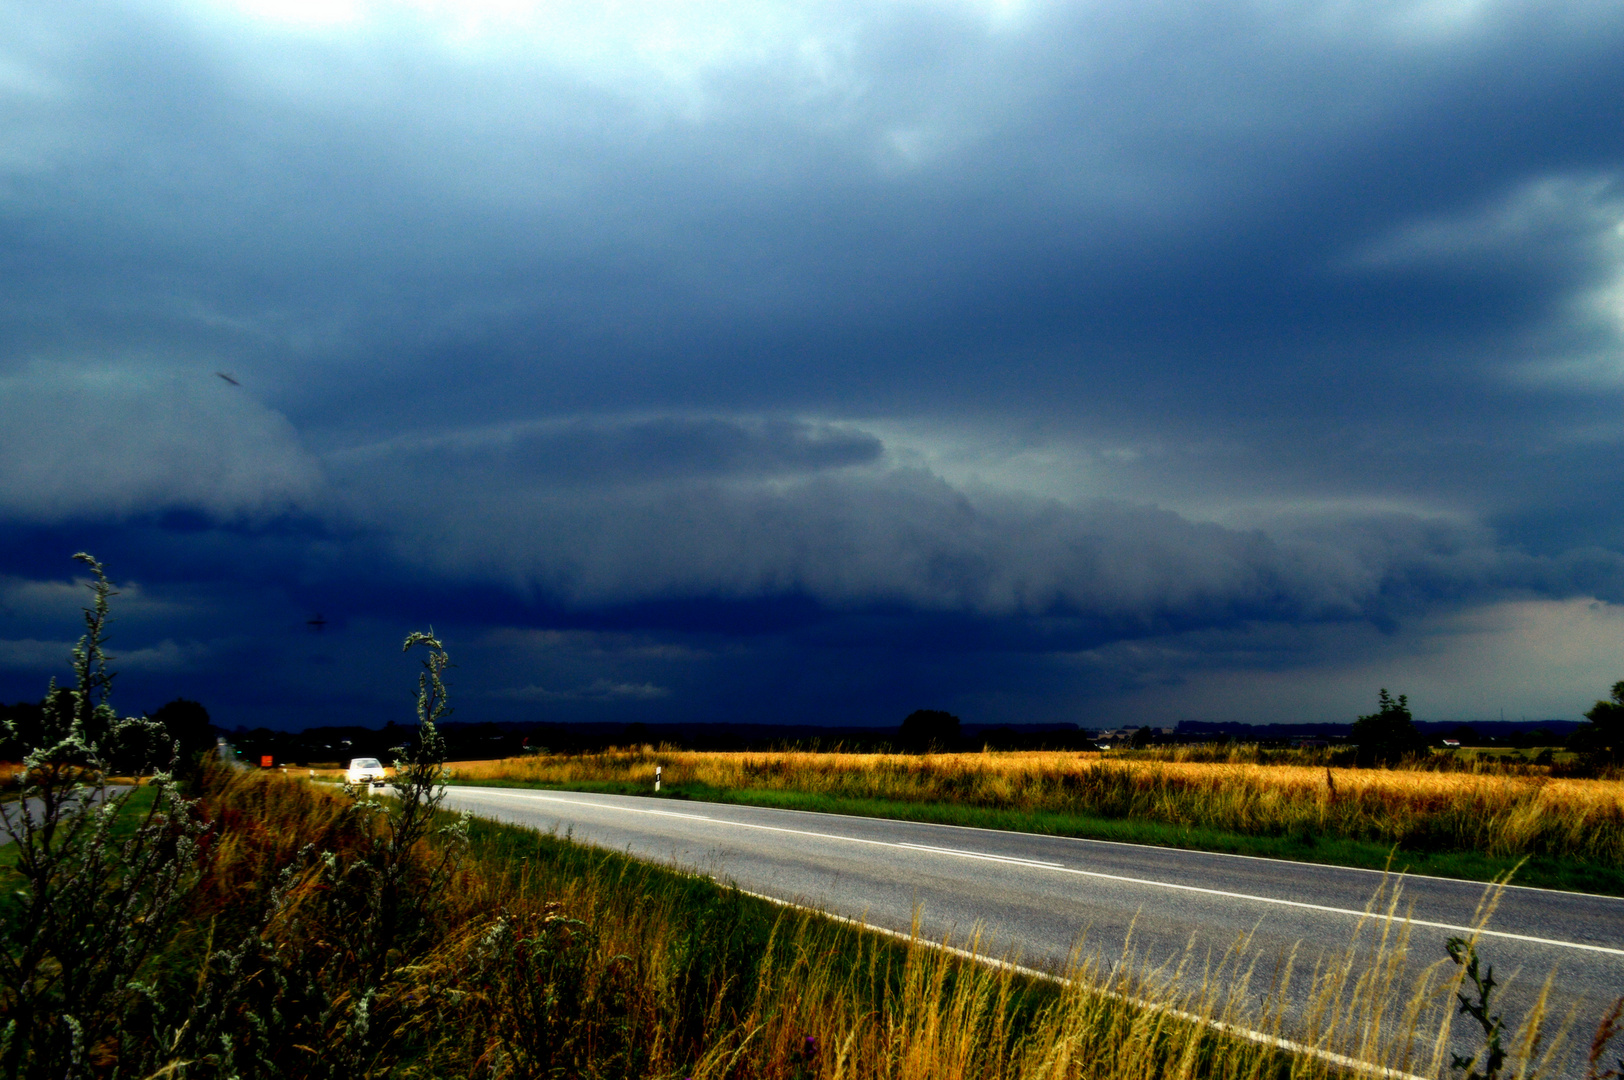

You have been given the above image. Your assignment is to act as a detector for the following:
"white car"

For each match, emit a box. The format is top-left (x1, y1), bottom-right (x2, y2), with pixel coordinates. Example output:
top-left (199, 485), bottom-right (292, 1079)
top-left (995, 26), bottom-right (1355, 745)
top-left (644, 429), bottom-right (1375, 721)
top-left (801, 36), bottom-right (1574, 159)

top-left (346, 757), bottom-right (388, 787)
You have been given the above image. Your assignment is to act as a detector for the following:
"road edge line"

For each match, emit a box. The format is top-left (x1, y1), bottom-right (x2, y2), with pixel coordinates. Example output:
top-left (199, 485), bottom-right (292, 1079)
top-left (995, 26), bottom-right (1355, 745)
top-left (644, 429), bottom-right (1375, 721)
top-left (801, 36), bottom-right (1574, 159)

top-left (736, 887), bottom-right (1434, 1080)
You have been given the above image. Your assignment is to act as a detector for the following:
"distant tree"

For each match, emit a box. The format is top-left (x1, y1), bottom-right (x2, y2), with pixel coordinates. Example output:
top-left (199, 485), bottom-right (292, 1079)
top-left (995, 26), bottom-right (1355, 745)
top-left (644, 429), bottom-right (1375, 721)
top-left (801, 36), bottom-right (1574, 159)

top-left (1350, 689), bottom-right (1424, 766)
top-left (149, 698), bottom-right (215, 772)
top-left (0, 700), bottom-right (45, 760)
top-left (1512, 726), bottom-right (1557, 751)
top-left (1570, 681), bottom-right (1624, 765)
top-left (12, 683), bottom-right (165, 777)
top-left (1445, 724), bottom-right (1480, 747)
top-left (1130, 726), bottom-right (1155, 749)
top-left (898, 709), bottom-right (961, 752)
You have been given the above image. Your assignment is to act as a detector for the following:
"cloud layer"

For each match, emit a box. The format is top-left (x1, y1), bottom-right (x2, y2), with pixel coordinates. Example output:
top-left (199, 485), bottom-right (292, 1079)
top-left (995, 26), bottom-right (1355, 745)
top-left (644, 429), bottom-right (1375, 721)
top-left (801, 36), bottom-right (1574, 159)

top-left (3, 0), bottom-right (1624, 727)
top-left (0, 363), bottom-right (323, 521)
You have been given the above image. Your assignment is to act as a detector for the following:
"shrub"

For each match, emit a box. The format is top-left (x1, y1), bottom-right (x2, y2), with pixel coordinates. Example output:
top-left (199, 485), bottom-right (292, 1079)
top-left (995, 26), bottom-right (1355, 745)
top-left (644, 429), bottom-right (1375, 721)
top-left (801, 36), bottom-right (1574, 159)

top-left (1352, 688), bottom-right (1426, 766)
top-left (1573, 682), bottom-right (1624, 767)
top-left (146, 698), bottom-right (216, 779)
top-left (899, 709), bottom-right (962, 752)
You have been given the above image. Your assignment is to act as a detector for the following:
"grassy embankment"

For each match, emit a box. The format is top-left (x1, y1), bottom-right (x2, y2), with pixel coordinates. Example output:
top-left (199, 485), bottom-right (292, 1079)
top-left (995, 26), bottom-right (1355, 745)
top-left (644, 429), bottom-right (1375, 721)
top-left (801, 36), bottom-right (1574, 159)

top-left (445, 749), bottom-right (1624, 894)
top-left (16, 764), bottom-right (1595, 1079)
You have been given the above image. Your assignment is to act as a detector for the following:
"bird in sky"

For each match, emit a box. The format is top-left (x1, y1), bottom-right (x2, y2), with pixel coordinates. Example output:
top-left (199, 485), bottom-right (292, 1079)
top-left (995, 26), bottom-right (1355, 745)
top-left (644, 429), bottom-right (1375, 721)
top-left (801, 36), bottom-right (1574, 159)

top-left (215, 372), bottom-right (240, 386)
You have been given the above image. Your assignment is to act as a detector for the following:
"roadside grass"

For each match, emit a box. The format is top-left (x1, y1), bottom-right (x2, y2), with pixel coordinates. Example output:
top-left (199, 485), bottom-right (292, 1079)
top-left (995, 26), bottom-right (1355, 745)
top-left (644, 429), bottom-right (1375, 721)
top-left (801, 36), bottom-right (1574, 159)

top-left (445, 750), bottom-right (1624, 896)
top-left (6, 762), bottom-right (1614, 1077)
top-left (204, 769), bottom-right (1575, 1079)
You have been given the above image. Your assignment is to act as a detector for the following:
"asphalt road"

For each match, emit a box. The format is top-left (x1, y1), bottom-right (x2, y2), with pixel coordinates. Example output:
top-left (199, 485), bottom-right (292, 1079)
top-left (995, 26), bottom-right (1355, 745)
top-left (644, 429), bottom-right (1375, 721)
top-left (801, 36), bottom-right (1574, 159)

top-left (441, 785), bottom-right (1624, 1075)
top-left (0, 788), bottom-right (117, 846)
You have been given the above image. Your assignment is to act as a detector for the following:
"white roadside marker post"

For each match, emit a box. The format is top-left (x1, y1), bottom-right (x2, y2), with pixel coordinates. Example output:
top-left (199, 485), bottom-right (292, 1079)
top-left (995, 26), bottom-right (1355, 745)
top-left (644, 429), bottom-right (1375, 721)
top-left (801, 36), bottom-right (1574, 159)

top-left (655, 765), bottom-right (662, 792)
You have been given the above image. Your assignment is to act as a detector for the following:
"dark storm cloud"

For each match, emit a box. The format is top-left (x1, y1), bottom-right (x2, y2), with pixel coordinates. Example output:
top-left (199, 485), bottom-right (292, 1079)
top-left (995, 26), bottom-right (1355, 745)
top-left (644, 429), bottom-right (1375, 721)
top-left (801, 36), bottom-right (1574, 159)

top-left (336, 438), bottom-right (1624, 634)
top-left (4, 0), bottom-right (1624, 727)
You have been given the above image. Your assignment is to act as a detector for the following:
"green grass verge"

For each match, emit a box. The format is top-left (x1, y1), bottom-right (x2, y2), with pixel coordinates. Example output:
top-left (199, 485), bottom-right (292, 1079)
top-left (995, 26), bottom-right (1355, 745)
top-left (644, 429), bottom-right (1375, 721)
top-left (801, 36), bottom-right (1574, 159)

top-left (447, 776), bottom-right (1624, 897)
top-left (0, 784), bottom-right (163, 911)
top-left (450, 810), bottom-right (1311, 1080)
top-left (457, 808), bottom-right (1076, 1049)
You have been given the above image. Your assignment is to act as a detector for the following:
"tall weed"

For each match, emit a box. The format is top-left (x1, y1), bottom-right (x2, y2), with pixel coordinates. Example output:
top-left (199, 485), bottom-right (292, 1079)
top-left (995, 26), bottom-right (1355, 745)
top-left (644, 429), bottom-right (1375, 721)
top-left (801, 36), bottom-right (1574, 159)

top-left (0, 555), bottom-right (206, 1080)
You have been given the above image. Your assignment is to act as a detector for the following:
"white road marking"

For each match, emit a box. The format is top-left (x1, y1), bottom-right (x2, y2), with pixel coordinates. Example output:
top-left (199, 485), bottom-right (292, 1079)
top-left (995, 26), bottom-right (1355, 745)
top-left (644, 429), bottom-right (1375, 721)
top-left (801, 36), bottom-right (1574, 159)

top-left (896, 842), bottom-right (1064, 868)
top-left (458, 789), bottom-right (1624, 958)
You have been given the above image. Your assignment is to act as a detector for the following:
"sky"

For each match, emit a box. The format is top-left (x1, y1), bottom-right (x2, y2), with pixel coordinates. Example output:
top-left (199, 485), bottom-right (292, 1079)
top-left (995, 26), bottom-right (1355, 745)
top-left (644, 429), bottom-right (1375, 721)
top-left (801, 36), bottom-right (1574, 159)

top-left (4, 0), bottom-right (1624, 732)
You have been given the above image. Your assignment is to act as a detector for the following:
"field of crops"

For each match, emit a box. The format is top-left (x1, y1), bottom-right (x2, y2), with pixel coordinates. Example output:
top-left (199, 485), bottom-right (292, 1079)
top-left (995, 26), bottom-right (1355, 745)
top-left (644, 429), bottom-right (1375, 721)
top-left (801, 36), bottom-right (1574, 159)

top-left (448, 749), bottom-right (1624, 869)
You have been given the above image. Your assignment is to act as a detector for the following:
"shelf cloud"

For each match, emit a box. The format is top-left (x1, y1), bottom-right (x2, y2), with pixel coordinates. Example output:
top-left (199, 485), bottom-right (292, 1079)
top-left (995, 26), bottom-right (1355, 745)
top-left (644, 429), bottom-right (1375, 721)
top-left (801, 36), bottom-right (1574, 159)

top-left (4, 0), bottom-right (1624, 727)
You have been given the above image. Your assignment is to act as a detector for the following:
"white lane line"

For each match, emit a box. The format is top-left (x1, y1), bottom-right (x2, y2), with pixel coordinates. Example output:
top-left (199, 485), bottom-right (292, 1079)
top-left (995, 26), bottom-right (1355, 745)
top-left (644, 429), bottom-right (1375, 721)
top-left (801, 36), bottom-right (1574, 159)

top-left (460, 790), bottom-right (1624, 958)
top-left (896, 842), bottom-right (1064, 869)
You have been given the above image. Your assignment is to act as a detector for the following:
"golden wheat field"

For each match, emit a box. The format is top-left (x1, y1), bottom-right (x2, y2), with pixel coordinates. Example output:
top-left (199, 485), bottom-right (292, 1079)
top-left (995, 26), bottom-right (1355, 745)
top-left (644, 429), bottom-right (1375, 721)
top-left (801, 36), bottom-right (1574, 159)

top-left (446, 749), bottom-right (1624, 865)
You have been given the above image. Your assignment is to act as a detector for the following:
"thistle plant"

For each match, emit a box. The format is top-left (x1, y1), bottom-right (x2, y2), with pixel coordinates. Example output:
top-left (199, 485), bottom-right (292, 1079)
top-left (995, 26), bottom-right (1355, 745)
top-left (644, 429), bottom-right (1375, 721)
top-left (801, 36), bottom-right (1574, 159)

top-left (388, 629), bottom-right (454, 863)
top-left (0, 554), bottom-right (204, 1080)
top-left (355, 629), bottom-right (465, 987)
top-left (1447, 936), bottom-right (1508, 1080)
